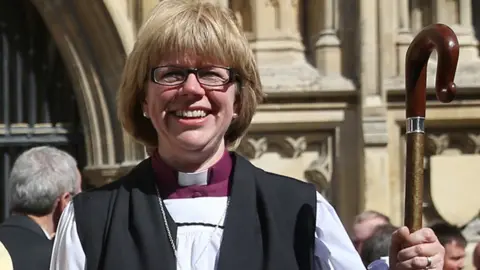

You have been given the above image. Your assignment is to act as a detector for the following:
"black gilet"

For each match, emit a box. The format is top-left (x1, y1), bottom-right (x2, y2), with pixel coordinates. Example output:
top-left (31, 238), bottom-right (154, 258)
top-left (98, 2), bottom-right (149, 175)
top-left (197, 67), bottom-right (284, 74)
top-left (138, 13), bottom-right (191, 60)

top-left (73, 153), bottom-right (318, 270)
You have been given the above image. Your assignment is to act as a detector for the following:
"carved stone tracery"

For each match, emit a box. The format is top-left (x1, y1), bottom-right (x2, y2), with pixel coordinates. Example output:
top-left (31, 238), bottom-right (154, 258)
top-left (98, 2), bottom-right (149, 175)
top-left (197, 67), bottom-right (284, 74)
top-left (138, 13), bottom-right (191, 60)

top-left (265, 0), bottom-right (279, 7)
top-left (426, 131), bottom-right (480, 156)
top-left (402, 129), bottom-right (480, 231)
top-left (237, 132), bottom-right (334, 197)
top-left (304, 135), bottom-right (333, 196)
top-left (236, 137), bottom-right (268, 159)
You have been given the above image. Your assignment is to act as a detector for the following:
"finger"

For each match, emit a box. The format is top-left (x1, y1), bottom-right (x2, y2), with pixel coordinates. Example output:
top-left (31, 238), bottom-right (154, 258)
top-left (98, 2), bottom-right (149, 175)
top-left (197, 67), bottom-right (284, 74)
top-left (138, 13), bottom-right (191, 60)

top-left (395, 253), bottom-right (442, 270)
top-left (396, 242), bottom-right (439, 261)
top-left (389, 226), bottom-right (410, 267)
top-left (404, 228), bottom-right (437, 247)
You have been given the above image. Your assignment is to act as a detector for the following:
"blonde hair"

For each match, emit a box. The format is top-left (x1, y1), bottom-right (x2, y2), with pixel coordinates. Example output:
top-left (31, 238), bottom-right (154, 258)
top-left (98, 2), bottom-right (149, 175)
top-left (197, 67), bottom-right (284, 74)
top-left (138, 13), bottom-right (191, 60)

top-left (117, 0), bottom-right (264, 148)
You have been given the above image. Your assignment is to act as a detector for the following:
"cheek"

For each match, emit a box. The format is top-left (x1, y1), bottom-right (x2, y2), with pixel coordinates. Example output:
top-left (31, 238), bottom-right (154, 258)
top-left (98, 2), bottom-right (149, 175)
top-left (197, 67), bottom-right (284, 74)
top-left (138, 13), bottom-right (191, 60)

top-left (144, 84), bottom-right (175, 113)
top-left (225, 93), bottom-right (236, 114)
top-left (208, 91), bottom-right (235, 119)
top-left (220, 86), bottom-right (237, 113)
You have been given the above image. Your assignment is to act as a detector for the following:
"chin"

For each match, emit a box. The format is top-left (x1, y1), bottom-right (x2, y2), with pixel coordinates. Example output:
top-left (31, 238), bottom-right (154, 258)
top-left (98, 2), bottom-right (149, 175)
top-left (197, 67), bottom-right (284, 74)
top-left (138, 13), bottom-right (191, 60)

top-left (175, 135), bottom-right (212, 151)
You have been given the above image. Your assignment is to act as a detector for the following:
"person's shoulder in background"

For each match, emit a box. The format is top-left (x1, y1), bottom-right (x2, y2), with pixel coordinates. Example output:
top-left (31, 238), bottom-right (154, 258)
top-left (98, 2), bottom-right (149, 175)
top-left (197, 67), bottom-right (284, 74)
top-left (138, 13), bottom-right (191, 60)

top-left (368, 257), bottom-right (389, 269)
top-left (0, 241), bottom-right (13, 270)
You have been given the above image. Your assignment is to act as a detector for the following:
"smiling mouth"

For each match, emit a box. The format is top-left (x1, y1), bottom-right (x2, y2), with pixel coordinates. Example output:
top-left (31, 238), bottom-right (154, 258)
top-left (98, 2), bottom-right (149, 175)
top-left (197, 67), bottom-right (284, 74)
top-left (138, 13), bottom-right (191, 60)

top-left (173, 109), bottom-right (210, 119)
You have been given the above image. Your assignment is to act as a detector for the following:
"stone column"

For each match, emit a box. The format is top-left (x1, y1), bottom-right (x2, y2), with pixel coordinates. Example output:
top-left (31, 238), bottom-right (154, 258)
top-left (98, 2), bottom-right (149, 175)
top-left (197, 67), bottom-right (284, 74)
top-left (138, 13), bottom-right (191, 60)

top-left (249, 0), bottom-right (321, 92)
top-left (315, 0), bottom-right (341, 76)
top-left (396, 0), bottom-right (413, 76)
top-left (434, 0), bottom-right (478, 61)
top-left (250, 0), bottom-right (305, 63)
top-left (358, 0), bottom-right (391, 216)
top-left (457, 0), bottom-right (478, 61)
top-left (306, 0), bottom-right (354, 91)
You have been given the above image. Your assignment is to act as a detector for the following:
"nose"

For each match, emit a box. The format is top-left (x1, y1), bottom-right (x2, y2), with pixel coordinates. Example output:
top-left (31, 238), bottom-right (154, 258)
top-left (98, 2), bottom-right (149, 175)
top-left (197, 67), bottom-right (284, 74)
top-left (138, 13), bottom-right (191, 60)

top-left (180, 73), bottom-right (205, 96)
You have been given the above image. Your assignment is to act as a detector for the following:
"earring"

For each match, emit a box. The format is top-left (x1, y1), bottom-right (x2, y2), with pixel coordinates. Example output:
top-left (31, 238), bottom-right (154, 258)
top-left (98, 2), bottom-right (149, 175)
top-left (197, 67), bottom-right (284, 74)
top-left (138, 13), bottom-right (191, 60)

top-left (232, 113), bottom-right (238, 119)
top-left (143, 112), bottom-right (148, 118)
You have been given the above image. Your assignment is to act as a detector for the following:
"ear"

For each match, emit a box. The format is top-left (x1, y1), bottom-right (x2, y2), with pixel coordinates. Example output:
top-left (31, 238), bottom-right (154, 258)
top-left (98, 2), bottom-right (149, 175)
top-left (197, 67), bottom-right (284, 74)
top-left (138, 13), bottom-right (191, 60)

top-left (233, 104), bottom-right (239, 119)
top-left (141, 84), bottom-right (149, 112)
top-left (58, 192), bottom-right (72, 212)
top-left (142, 98), bottom-right (152, 119)
top-left (233, 83), bottom-right (241, 115)
top-left (52, 192), bottom-right (73, 229)
top-left (142, 99), bottom-right (148, 113)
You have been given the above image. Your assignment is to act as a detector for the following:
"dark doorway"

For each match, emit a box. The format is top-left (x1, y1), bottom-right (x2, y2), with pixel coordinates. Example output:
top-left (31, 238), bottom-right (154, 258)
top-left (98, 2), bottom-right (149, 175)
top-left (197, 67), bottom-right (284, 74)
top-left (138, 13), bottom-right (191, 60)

top-left (0, 0), bottom-right (86, 222)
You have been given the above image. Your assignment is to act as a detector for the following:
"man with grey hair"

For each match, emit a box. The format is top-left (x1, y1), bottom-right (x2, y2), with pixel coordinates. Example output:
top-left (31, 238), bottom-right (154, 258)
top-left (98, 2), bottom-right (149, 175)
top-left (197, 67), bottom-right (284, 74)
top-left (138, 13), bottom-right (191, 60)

top-left (352, 210), bottom-right (391, 253)
top-left (474, 241), bottom-right (480, 269)
top-left (0, 146), bottom-right (82, 270)
top-left (361, 223), bottom-right (399, 267)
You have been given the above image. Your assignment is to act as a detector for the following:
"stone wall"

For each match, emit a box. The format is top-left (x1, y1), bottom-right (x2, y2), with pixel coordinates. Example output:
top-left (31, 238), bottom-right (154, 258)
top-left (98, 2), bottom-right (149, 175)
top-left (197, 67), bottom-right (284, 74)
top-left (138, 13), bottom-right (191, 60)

top-left (32, 0), bottom-right (480, 268)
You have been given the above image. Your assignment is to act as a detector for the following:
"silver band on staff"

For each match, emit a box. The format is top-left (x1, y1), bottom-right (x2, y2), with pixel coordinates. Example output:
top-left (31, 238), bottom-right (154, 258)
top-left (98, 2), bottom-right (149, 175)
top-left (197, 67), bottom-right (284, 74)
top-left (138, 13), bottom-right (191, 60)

top-left (406, 117), bottom-right (425, 134)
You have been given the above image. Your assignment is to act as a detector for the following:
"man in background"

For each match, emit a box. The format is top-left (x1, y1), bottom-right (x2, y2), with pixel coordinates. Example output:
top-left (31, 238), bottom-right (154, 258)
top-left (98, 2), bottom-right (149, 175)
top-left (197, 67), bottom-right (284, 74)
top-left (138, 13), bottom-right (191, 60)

top-left (0, 146), bottom-right (82, 270)
top-left (473, 242), bottom-right (480, 269)
top-left (430, 222), bottom-right (467, 270)
top-left (361, 223), bottom-right (399, 267)
top-left (352, 210), bottom-right (391, 253)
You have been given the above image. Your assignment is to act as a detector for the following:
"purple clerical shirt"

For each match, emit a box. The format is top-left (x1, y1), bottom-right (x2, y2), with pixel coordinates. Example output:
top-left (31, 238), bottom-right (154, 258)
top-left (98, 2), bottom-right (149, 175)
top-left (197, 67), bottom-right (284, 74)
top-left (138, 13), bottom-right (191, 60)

top-left (151, 150), bottom-right (232, 199)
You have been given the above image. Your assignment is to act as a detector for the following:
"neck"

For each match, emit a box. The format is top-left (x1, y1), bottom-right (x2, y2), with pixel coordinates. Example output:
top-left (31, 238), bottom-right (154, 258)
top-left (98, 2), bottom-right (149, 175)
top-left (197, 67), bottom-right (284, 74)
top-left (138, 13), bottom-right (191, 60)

top-left (27, 214), bottom-right (55, 238)
top-left (157, 142), bottom-right (226, 172)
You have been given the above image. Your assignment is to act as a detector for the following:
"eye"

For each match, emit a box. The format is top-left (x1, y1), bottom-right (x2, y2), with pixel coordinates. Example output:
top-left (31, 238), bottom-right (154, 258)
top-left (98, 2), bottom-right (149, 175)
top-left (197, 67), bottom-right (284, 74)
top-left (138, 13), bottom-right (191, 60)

top-left (154, 68), bottom-right (186, 83)
top-left (201, 71), bottom-right (219, 77)
top-left (197, 68), bottom-right (230, 83)
top-left (163, 71), bottom-right (184, 79)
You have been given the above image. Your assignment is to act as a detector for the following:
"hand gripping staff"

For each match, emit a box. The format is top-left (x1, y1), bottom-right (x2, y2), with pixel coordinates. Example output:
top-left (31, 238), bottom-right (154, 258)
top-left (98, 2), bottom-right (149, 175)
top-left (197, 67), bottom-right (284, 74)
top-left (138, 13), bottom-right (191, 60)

top-left (404, 24), bottom-right (459, 231)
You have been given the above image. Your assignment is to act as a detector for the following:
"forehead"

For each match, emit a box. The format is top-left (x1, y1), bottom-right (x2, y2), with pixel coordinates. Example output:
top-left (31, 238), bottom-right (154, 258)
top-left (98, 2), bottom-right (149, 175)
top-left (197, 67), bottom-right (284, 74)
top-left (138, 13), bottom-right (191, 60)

top-left (353, 217), bottom-right (388, 239)
top-left (445, 241), bottom-right (466, 254)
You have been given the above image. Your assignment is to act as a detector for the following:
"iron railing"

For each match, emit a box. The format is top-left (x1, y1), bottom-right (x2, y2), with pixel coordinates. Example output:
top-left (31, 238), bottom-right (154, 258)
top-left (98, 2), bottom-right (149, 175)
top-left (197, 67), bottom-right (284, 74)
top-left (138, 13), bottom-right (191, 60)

top-left (0, 0), bottom-right (85, 222)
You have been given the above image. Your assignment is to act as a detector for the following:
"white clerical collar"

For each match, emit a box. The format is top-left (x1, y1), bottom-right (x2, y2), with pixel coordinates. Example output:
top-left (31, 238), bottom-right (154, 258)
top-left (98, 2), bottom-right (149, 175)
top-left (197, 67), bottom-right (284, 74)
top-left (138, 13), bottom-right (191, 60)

top-left (178, 170), bottom-right (209, 186)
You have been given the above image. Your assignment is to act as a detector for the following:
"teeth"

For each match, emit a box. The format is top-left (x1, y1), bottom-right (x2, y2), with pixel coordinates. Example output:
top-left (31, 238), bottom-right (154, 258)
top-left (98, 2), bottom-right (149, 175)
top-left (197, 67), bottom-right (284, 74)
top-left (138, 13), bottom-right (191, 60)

top-left (175, 110), bottom-right (207, 118)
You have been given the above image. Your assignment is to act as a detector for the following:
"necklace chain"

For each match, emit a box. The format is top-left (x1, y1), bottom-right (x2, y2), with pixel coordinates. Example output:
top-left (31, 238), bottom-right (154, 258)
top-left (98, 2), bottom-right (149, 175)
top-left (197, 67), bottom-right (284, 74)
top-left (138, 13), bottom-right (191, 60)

top-left (154, 184), bottom-right (230, 269)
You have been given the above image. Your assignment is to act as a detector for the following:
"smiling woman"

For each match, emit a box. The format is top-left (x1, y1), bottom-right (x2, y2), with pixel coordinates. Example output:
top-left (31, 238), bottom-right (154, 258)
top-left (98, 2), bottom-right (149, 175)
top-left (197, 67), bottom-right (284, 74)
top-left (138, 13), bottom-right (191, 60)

top-left (117, 0), bottom-right (262, 154)
top-left (49, 1), bottom-right (447, 270)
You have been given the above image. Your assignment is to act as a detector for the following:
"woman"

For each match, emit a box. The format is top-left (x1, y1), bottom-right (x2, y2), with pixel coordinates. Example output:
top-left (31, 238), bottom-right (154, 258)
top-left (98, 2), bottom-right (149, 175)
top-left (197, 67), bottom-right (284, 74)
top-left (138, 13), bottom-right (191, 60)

top-left (50, 0), bottom-right (445, 269)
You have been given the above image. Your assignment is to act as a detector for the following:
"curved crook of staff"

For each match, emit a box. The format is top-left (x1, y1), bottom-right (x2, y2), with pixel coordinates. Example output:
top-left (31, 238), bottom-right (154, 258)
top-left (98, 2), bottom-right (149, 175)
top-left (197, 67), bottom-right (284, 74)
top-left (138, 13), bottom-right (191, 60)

top-left (404, 24), bottom-right (459, 232)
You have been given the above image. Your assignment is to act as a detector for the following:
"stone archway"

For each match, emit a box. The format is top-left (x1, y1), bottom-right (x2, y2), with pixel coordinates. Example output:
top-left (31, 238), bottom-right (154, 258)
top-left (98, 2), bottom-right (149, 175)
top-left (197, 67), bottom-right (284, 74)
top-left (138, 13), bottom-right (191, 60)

top-left (29, 0), bottom-right (145, 185)
top-left (0, 0), bottom-right (88, 219)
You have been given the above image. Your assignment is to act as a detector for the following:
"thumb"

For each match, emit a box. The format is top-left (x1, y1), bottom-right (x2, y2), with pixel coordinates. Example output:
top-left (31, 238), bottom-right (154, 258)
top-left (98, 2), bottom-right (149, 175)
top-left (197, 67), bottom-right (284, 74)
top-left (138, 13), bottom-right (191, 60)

top-left (389, 226), bottom-right (410, 267)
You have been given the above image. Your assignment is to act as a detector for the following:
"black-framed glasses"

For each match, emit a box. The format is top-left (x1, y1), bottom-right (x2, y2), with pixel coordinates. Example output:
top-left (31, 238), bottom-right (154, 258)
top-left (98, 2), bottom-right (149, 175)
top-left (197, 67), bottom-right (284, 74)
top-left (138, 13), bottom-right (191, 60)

top-left (150, 65), bottom-right (236, 87)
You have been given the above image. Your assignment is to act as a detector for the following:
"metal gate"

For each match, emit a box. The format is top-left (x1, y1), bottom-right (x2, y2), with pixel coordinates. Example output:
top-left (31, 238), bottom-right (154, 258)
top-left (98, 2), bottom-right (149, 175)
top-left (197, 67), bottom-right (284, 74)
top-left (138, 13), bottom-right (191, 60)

top-left (0, 0), bottom-right (85, 222)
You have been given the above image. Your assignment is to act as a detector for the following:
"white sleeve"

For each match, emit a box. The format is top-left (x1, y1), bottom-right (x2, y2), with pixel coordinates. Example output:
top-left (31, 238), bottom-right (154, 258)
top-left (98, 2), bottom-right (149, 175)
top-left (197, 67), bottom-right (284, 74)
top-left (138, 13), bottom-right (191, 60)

top-left (313, 192), bottom-right (365, 270)
top-left (49, 202), bottom-right (86, 270)
top-left (0, 241), bottom-right (13, 270)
